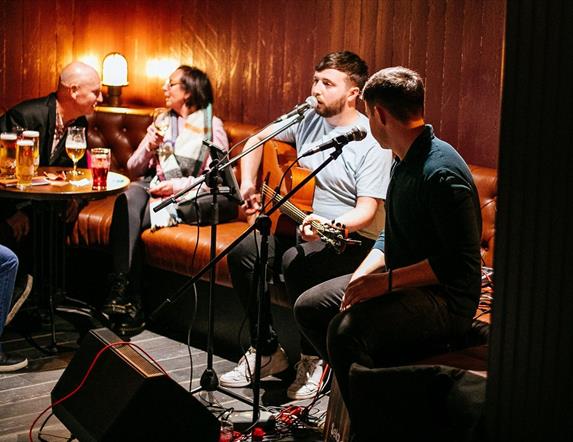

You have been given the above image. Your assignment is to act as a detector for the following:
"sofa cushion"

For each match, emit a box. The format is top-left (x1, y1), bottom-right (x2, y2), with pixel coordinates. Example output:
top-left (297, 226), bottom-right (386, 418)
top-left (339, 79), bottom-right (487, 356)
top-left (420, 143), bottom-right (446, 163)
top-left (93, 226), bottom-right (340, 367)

top-left (72, 106), bottom-right (498, 313)
top-left (470, 165), bottom-right (497, 268)
top-left (70, 107), bottom-right (257, 251)
top-left (141, 221), bottom-right (249, 287)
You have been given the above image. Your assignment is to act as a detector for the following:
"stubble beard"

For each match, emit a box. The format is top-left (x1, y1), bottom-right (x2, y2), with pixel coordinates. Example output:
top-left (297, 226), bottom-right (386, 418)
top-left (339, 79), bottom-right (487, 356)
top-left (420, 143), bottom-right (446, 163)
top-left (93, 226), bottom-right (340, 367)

top-left (315, 95), bottom-right (347, 118)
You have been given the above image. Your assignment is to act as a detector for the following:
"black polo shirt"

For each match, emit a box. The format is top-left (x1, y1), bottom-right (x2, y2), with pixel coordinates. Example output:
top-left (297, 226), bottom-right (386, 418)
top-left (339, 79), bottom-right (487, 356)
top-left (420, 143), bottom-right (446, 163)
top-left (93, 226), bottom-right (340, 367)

top-left (374, 125), bottom-right (482, 318)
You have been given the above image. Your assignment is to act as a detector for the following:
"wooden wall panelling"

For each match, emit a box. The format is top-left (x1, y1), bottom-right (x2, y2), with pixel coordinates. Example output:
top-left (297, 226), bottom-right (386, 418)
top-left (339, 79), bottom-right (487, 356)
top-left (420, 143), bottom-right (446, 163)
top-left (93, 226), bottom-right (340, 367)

top-left (282, 0), bottom-right (317, 114)
top-left (22, 0), bottom-right (41, 100)
top-left (373, 0), bottom-right (394, 72)
top-left (424, 0), bottom-right (447, 136)
top-left (329, 0), bottom-right (346, 51)
top-left (258, 0), bottom-right (286, 124)
top-left (342, 0), bottom-right (363, 52)
top-left (39, 1), bottom-right (58, 97)
top-left (474, 0), bottom-right (504, 167)
top-left (55, 0), bottom-right (74, 82)
top-left (392, 0), bottom-right (412, 67)
top-left (440, 0), bottom-right (465, 155)
top-left (4, 0), bottom-right (24, 106)
top-left (458, 0), bottom-right (485, 166)
top-left (0, 0), bottom-right (505, 168)
top-left (0, 1), bottom-right (6, 106)
top-left (409, 0), bottom-right (431, 76)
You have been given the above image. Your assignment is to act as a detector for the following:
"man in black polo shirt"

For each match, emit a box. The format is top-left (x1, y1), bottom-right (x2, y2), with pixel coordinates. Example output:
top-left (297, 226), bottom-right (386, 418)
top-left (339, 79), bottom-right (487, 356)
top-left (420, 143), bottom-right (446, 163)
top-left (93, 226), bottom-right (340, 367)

top-left (294, 66), bottom-right (482, 430)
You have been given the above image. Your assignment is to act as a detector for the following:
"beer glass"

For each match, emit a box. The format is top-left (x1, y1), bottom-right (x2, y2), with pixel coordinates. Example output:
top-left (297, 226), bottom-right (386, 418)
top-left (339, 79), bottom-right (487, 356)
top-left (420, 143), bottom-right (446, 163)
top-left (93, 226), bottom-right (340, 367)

top-left (0, 132), bottom-right (17, 177)
top-left (22, 130), bottom-right (40, 175)
top-left (90, 147), bottom-right (111, 190)
top-left (15, 139), bottom-right (34, 190)
top-left (152, 108), bottom-right (172, 158)
top-left (65, 126), bottom-right (87, 176)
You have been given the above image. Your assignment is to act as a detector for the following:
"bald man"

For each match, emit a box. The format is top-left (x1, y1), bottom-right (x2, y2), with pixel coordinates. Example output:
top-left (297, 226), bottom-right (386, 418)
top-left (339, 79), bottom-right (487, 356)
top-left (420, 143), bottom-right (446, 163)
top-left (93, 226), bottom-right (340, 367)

top-left (0, 61), bottom-right (103, 168)
top-left (0, 62), bottom-right (103, 253)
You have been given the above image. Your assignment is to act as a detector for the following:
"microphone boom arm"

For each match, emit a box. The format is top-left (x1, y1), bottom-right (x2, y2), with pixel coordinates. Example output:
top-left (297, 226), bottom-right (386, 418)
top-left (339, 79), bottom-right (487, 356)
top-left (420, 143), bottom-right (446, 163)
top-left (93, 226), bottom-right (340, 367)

top-left (150, 142), bottom-right (345, 320)
top-left (153, 113), bottom-right (304, 213)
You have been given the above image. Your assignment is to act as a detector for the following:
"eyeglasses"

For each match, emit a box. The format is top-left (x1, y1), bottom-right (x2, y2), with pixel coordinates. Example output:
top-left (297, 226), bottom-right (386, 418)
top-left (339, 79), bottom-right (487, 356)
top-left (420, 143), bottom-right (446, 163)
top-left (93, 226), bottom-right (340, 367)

top-left (165, 81), bottom-right (182, 88)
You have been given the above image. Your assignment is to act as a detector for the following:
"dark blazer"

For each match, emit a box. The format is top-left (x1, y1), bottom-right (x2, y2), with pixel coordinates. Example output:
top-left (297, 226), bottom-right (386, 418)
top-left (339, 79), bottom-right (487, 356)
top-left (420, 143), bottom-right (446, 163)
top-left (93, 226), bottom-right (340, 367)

top-left (0, 93), bottom-right (88, 168)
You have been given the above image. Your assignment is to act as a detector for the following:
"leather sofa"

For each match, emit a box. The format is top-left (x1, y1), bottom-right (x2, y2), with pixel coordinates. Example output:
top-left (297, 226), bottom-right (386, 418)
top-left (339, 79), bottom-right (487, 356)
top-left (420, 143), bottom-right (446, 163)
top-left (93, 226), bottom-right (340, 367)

top-left (74, 106), bottom-right (497, 367)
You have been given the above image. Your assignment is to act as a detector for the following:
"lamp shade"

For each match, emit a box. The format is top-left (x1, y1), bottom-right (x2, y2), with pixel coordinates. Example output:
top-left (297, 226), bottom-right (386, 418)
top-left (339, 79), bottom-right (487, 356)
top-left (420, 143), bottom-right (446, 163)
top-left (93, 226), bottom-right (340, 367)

top-left (102, 52), bottom-right (128, 86)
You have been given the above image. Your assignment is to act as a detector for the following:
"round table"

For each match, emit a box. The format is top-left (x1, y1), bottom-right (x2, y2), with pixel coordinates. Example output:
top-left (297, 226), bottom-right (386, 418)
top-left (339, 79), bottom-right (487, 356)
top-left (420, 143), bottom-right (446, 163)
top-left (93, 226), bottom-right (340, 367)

top-left (0, 167), bottom-right (130, 351)
top-left (0, 166), bottom-right (129, 200)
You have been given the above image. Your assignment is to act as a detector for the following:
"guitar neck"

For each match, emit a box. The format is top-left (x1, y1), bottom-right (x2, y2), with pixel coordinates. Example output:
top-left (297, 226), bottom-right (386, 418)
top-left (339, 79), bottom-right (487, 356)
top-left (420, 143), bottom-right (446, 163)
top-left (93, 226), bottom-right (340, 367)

top-left (262, 184), bottom-right (309, 225)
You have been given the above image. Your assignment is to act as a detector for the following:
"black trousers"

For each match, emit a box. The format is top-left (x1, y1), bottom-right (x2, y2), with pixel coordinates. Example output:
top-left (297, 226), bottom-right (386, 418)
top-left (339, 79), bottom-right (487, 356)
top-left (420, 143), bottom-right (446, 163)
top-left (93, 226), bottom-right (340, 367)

top-left (227, 231), bottom-right (373, 356)
top-left (109, 179), bottom-right (238, 294)
top-left (294, 273), bottom-right (473, 421)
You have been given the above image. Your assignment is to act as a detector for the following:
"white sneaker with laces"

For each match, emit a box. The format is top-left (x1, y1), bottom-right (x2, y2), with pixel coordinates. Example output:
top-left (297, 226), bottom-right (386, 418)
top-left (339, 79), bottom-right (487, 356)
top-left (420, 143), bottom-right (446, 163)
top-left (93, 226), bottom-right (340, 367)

top-left (287, 354), bottom-right (325, 400)
top-left (220, 346), bottom-right (289, 388)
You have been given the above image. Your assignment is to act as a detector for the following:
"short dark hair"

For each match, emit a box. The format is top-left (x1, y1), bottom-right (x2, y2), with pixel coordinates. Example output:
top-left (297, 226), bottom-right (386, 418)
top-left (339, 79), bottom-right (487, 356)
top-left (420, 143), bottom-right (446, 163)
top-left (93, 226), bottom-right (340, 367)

top-left (177, 65), bottom-right (214, 110)
top-left (315, 51), bottom-right (369, 90)
top-left (362, 67), bottom-right (425, 122)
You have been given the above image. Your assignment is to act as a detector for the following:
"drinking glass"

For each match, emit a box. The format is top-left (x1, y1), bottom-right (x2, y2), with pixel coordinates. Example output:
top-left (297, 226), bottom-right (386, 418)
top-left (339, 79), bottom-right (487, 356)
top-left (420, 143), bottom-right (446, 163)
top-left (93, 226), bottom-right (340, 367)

top-left (15, 139), bottom-right (34, 190)
top-left (152, 108), bottom-right (172, 157)
top-left (22, 130), bottom-right (40, 175)
top-left (90, 147), bottom-right (111, 190)
top-left (66, 126), bottom-right (87, 176)
top-left (0, 132), bottom-right (17, 177)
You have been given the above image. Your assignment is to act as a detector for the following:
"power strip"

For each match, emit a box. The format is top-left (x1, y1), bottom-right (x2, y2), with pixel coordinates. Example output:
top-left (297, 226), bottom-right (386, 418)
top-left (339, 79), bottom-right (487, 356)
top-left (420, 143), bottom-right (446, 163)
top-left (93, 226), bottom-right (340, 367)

top-left (229, 410), bottom-right (275, 432)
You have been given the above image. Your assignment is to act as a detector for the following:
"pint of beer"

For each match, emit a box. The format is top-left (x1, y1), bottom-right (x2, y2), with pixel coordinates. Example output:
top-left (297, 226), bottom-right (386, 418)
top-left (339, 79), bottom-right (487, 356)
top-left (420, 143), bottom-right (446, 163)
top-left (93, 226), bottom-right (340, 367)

top-left (22, 130), bottom-right (40, 175)
top-left (16, 139), bottom-right (34, 190)
top-left (0, 132), bottom-right (18, 177)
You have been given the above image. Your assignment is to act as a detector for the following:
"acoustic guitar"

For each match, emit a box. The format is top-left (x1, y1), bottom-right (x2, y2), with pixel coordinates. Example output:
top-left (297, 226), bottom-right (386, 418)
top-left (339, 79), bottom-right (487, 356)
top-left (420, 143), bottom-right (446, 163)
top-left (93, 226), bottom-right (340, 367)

top-left (261, 168), bottom-right (349, 253)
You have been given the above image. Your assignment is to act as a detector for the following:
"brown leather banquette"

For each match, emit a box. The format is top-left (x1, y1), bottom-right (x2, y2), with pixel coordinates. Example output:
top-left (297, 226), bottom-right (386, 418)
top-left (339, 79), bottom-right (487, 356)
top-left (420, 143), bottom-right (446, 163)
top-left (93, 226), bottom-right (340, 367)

top-left (72, 107), bottom-right (497, 316)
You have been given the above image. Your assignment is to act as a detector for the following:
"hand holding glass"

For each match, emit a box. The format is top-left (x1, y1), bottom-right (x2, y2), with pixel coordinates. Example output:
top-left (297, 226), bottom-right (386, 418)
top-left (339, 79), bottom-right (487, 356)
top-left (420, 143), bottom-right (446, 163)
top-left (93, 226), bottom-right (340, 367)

top-left (152, 108), bottom-right (172, 157)
top-left (90, 148), bottom-right (111, 190)
top-left (66, 126), bottom-right (87, 176)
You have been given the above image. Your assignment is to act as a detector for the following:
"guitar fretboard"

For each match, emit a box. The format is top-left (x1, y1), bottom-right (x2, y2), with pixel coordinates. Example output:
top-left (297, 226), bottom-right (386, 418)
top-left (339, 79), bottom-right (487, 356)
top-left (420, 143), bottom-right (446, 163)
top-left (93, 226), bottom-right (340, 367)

top-left (262, 184), bottom-right (322, 231)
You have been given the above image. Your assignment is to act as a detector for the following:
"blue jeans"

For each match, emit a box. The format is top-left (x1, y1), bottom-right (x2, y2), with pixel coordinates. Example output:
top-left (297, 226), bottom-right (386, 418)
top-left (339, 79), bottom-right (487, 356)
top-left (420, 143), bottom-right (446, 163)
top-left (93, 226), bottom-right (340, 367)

top-left (0, 245), bottom-right (18, 352)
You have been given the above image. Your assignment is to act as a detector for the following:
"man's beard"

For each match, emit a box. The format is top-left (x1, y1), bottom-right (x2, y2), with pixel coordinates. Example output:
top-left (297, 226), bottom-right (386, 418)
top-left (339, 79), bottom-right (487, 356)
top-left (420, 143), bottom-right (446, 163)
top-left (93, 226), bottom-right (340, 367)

top-left (315, 95), bottom-right (346, 118)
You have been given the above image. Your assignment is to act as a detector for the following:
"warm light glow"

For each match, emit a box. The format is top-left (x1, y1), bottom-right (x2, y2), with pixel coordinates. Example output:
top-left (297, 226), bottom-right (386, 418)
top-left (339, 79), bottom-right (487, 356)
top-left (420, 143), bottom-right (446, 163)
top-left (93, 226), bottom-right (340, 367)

top-left (79, 55), bottom-right (100, 74)
top-left (146, 58), bottom-right (180, 79)
top-left (102, 52), bottom-right (128, 86)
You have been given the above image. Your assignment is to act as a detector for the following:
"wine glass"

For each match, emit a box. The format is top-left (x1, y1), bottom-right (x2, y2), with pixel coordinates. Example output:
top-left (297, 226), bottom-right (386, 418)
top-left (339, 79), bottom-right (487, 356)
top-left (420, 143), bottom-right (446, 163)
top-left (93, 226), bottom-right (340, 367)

top-left (66, 126), bottom-right (87, 176)
top-left (152, 108), bottom-right (172, 158)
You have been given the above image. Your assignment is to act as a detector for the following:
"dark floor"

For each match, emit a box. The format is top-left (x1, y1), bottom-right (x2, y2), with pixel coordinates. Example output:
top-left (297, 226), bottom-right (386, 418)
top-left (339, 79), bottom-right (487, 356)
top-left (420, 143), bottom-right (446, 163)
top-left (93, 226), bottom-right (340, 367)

top-left (0, 315), bottom-right (328, 441)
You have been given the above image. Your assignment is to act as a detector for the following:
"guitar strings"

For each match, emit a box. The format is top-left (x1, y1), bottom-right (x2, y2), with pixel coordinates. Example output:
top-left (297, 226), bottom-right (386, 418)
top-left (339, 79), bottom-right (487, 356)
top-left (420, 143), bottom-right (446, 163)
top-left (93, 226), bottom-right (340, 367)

top-left (262, 185), bottom-right (324, 231)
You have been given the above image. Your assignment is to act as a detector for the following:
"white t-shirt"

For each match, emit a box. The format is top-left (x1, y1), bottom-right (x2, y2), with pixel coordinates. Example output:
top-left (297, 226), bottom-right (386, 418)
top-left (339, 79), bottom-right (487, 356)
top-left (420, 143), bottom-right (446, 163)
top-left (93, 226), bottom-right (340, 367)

top-left (274, 110), bottom-right (392, 240)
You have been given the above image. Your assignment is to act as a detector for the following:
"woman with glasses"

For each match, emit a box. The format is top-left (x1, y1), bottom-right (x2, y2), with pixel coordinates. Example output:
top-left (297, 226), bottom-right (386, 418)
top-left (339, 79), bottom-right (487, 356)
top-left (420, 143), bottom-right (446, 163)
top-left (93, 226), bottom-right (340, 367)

top-left (102, 66), bottom-right (236, 337)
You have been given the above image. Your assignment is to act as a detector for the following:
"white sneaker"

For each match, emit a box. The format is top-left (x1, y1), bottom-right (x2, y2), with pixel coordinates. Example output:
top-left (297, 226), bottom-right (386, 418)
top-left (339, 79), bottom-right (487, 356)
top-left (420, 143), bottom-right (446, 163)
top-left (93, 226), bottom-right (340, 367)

top-left (287, 354), bottom-right (325, 400)
top-left (220, 346), bottom-right (289, 388)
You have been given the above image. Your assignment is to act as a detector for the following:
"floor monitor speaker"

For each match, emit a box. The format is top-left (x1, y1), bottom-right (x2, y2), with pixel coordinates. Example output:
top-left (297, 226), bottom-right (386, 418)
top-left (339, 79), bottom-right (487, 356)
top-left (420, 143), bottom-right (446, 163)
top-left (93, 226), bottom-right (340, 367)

top-left (51, 328), bottom-right (220, 441)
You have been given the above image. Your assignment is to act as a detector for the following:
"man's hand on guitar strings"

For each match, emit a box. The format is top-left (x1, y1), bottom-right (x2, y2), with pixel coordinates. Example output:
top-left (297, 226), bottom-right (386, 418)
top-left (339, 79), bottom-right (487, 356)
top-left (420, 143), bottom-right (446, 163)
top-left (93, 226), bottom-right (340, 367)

top-left (300, 213), bottom-right (330, 242)
top-left (240, 183), bottom-right (262, 215)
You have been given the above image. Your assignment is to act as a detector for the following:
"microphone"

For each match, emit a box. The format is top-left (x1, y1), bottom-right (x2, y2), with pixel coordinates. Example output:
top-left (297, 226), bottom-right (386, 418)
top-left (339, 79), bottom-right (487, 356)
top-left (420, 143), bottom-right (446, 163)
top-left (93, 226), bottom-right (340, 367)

top-left (274, 96), bottom-right (318, 122)
top-left (202, 139), bottom-right (226, 156)
top-left (300, 126), bottom-right (367, 157)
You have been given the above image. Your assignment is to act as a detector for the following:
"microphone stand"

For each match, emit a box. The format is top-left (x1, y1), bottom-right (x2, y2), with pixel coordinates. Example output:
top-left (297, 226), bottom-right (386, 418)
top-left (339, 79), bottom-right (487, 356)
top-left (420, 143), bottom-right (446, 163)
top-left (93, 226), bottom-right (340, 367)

top-left (151, 115), bottom-right (305, 411)
top-left (151, 134), bottom-right (348, 424)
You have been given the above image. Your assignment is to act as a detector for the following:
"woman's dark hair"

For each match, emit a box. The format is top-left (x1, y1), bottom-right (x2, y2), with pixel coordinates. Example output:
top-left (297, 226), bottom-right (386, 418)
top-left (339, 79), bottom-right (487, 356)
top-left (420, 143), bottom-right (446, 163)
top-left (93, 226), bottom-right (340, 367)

top-left (177, 65), bottom-right (214, 110)
top-left (315, 51), bottom-right (369, 90)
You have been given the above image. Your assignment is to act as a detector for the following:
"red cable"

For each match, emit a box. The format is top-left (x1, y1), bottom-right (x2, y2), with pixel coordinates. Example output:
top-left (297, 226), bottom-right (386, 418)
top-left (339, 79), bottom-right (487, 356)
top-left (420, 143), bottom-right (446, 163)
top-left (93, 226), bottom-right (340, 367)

top-left (28, 341), bottom-right (170, 442)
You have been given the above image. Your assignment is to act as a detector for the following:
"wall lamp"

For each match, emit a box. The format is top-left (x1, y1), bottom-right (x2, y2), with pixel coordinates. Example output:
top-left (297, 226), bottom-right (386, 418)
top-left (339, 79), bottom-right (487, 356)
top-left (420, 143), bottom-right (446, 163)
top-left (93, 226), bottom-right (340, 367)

top-left (102, 52), bottom-right (128, 107)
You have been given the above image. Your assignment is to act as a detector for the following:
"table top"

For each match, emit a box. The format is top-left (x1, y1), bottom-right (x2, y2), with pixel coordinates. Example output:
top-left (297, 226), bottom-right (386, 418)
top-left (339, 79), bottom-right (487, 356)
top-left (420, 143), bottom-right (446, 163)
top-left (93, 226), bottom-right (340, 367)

top-left (0, 167), bottom-right (130, 200)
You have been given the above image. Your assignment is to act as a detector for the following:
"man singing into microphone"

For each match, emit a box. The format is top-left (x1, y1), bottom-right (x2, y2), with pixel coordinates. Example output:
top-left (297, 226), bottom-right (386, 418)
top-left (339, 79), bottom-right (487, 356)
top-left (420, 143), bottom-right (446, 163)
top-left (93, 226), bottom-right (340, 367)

top-left (221, 51), bottom-right (393, 400)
